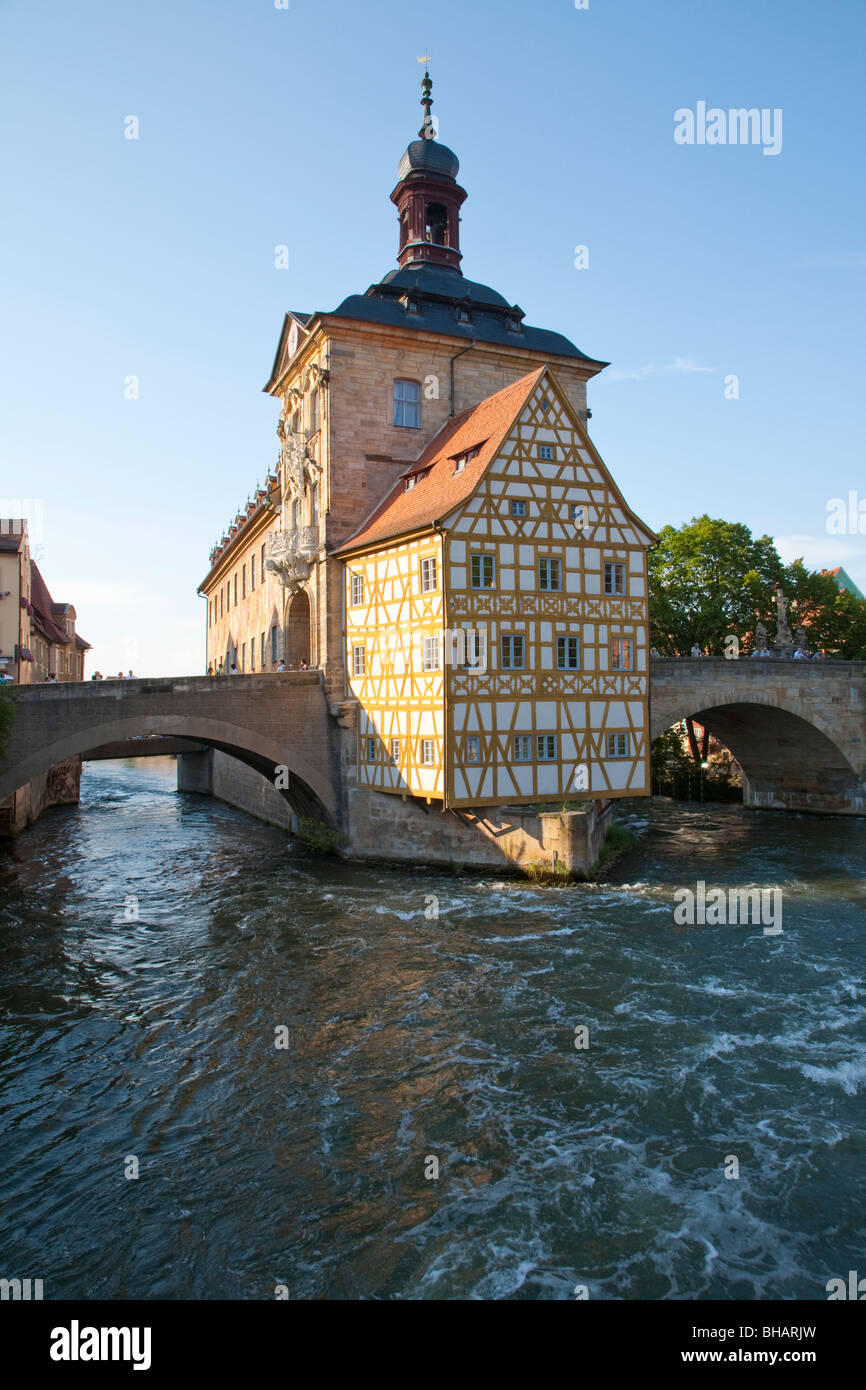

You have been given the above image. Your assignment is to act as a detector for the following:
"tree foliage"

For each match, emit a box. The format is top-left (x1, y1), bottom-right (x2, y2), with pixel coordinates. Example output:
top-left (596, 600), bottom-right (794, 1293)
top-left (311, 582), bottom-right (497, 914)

top-left (648, 515), bottom-right (866, 657)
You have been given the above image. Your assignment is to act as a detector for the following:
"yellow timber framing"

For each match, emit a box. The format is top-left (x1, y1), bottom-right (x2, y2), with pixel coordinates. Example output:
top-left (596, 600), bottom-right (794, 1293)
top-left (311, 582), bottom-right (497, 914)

top-left (342, 364), bottom-right (657, 811)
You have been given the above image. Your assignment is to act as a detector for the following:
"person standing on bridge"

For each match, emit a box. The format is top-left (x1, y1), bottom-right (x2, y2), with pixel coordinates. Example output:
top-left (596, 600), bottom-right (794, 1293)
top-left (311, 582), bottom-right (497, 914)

top-left (275, 659), bottom-right (286, 672)
top-left (690, 643), bottom-right (703, 658)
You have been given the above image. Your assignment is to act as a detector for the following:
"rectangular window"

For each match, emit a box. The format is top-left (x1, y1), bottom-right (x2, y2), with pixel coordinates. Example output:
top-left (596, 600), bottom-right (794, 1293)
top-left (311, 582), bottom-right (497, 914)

top-left (510, 499), bottom-right (526, 517)
top-left (390, 738), bottom-right (400, 763)
top-left (470, 553), bottom-right (496, 589)
top-left (234, 575), bottom-right (238, 606)
top-left (422, 635), bottom-right (439, 671)
top-left (538, 444), bottom-right (554, 460)
top-left (352, 645), bottom-right (366, 677)
top-left (242, 565), bottom-right (246, 599)
top-left (465, 735), bottom-right (481, 763)
top-left (310, 389), bottom-right (319, 434)
top-left (241, 642), bottom-right (246, 672)
top-left (501, 634), bottom-right (525, 669)
top-left (249, 639), bottom-right (255, 671)
top-left (607, 732), bottom-right (629, 758)
top-left (513, 735), bottom-right (532, 762)
top-left (571, 504), bottom-right (586, 527)
top-left (261, 544), bottom-right (266, 579)
top-left (420, 556), bottom-right (437, 592)
top-left (366, 737), bottom-right (376, 763)
top-left (351, 573), bottom-right (364, 607)
top-left (557, 636), bottom-right (580, 669)
top-left (261, 632), bottom-right (266, 668)
top-left (394, 379), bottom-right (421, 428)
top-left (539, 557), bottom-right (561, 591)
top-left (271, 626), bottom-right (278, 664)
top-left (292, 497), bottom-right (300, 529)
top-left (220, 590), bottom-right (224, 618)
top-left (537, 734), bottom-right (557, 761)
top-left (251, 555), bottom-right (256, 589)
top-left (604, 562), bottom-right (626, 595)
top-left (611, 638), bottom-right (634, 672)
top-left (311, 483), bottom-right (319, 527)
top-left (421, 739), bottom-right (435, 766)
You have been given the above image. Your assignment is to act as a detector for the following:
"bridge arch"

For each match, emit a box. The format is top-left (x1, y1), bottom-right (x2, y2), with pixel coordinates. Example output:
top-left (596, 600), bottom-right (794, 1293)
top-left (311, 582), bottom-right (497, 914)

top-left (651, 667), bottom-right (866, 815)
top-left (0, 676), bottom-right (338, 826)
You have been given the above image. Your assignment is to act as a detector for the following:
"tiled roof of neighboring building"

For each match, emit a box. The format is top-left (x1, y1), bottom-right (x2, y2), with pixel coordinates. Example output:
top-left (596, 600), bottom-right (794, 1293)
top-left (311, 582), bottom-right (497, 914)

top-left (335, 367), bottom-right (546, 554)
top-left (0, 531), bottom-right (25, 552)
top-left (29, 562), bottom-right (71, 645)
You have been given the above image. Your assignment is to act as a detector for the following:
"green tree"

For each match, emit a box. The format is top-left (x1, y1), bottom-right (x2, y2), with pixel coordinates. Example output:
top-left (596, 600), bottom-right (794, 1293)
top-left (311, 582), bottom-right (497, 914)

top-left (648, 515), bottom-right (866, 656)
top-left (648, 515), bottom-right (782, 653)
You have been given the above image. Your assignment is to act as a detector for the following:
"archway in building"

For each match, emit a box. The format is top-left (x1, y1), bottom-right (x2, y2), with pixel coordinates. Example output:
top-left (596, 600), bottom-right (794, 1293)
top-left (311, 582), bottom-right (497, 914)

top-left (286, 589), bottom-right (312, 669)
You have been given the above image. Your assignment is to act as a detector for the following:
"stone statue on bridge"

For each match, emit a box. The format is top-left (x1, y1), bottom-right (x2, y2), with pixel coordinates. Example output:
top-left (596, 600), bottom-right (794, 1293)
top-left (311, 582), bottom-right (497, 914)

top-left (773, 588), bottom-right (793, 655)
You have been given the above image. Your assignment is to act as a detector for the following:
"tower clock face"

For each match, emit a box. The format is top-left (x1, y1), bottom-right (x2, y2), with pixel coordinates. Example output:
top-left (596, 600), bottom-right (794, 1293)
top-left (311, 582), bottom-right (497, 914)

top-left (288, 321), bottom-right (298, 358)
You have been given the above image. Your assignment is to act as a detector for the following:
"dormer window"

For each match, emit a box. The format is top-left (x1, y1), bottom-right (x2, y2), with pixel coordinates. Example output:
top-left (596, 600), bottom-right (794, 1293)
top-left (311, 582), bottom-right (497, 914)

top-left (405, 467), bottom-right (430, 492)
top-left (403, 296), bottom-right (422, 316)
top-left (456, 306), bottom-right (472, 325)
top-left (506, 317), bottom-right (522, 333)
top-left (453, 446), bottom-right (480, 474)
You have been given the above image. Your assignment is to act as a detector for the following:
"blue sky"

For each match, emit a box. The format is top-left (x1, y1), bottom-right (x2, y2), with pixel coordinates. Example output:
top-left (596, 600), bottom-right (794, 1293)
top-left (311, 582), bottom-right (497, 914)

top-left (2, 0), bottom-right (863, 675)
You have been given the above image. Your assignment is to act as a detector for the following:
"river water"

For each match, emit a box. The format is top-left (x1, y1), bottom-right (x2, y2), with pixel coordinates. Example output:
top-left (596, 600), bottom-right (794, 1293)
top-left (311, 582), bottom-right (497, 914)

top-left (0, 757), bottom-right (864, 1301)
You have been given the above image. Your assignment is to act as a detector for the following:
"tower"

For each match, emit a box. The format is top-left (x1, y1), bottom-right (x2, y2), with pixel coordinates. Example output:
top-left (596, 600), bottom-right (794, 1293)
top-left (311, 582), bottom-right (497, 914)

top-left (390, 69), bottom-right (467, 273)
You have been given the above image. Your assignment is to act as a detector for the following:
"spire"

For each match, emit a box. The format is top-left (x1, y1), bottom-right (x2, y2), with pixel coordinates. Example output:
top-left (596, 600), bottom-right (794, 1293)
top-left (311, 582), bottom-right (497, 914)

top-left (419, 62), bottom-right (434, 140)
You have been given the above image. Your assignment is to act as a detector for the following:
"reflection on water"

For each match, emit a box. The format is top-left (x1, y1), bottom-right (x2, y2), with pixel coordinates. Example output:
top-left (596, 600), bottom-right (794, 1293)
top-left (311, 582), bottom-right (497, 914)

top-left (0, 757), bottom-right (864, 1300)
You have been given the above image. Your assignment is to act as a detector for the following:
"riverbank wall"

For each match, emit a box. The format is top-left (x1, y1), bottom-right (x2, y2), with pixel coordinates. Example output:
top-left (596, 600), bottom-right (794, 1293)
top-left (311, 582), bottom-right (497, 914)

top-left (0, 758), bottom-right (82, 837)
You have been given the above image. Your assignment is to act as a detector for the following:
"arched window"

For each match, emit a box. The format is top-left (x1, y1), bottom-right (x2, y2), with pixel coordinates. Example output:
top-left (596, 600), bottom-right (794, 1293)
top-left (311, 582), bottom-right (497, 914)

top-left (425, 203), bottom-right (447, 245)
top-left (394, 379), bottom-right (420, 428)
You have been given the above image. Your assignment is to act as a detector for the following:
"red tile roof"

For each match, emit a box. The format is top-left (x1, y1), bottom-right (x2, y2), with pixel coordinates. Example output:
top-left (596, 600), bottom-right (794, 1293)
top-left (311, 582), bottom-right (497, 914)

top-left (29, 562), bottom-right (70, 645)
top-left (335, 368), bottom-right (546, 554)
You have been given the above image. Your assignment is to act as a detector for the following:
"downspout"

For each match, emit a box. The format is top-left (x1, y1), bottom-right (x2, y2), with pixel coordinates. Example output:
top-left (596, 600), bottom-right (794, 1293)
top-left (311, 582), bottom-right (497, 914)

top-left (449, 339), bottom-right (476, 417)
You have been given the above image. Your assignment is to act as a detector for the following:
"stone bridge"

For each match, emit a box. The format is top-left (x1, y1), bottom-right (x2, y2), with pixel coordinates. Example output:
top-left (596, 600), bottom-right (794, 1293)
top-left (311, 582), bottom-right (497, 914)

top-left (0, 673), bottom-right (340, 825)
top-left (2, 659), bottom-right (865, 853)
top-left (650, 657), bottom-right (866, 814)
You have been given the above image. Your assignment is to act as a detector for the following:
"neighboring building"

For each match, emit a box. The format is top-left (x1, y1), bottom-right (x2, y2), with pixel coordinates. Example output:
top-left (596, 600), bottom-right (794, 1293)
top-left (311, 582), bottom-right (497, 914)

top-left (198, 71), bottom-right (654, 814)
top-left (0, 521), bottom-right (90, 684)
top-left (0, 519), bottom-right (91, 834)
top-left (822, 566), bottom-right (865, 602)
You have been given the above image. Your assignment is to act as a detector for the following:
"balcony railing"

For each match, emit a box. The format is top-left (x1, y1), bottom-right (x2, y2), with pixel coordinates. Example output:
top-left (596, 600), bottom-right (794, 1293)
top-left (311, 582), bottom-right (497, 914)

top-left (267, 525), bottom-right (319, 560)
